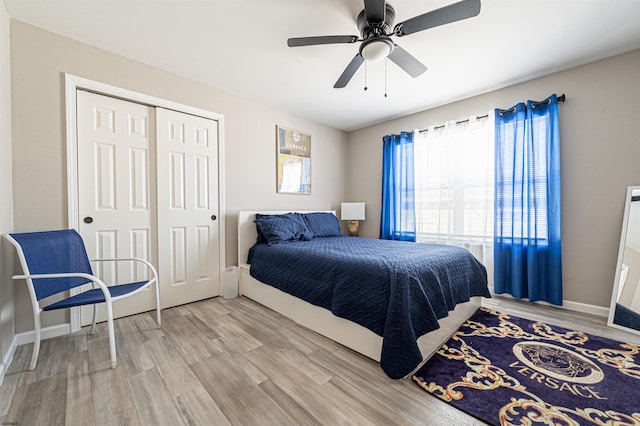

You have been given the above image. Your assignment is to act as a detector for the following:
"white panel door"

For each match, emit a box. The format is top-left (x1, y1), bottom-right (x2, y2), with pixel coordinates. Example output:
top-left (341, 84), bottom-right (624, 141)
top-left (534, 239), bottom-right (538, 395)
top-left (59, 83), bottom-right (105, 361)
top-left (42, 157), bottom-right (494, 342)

top-left (156, 108), bottom-right (220, 306)
top-left (77, 90), bottom-right (158, 325)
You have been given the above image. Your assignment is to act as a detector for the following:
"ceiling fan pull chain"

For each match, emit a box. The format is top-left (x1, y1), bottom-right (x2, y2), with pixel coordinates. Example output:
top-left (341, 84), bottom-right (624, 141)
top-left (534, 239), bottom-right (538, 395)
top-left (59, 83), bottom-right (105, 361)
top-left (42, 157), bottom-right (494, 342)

top-left (364, 61), bottom-right (368, 91)
top-left (384, 58), bottom-right (388, 98)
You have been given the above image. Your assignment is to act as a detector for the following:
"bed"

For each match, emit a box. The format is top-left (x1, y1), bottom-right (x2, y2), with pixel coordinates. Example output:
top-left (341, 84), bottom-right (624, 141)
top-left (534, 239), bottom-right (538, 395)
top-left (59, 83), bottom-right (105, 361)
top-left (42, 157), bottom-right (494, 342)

top-left (238, 211), bottom-right (490, 379)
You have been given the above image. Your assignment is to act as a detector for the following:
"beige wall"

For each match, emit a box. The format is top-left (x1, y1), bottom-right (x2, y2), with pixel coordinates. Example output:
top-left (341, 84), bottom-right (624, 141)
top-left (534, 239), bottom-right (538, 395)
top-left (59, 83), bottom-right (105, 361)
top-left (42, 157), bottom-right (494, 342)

top-left (348, 48), bottom-right (640, 310)
top-left (9, 21), bottom-right (347, 333)
top-left (0, 3), bottom-right (15, 374)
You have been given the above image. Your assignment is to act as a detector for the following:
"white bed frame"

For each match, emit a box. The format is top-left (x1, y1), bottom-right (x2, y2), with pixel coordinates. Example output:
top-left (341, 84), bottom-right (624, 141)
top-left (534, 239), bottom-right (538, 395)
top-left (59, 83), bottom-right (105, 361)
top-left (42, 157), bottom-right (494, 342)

top-left (238, 210), bottom-right (481, 376)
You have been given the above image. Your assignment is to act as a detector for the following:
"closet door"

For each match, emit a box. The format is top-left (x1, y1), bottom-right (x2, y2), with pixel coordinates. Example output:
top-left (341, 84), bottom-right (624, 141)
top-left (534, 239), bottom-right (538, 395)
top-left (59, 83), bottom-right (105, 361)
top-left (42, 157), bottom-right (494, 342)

top-left (77, 90), bottom-right (158, 325)
top-left (156, 108), bottom-right (220, 306)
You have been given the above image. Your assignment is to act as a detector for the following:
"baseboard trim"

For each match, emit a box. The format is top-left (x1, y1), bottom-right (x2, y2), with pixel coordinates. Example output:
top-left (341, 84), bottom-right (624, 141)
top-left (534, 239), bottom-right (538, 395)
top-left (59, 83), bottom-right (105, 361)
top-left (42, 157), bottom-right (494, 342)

top-left (482, 293), bottom-right (609, 318)
top-left (562, 299), bottom-right (609, 318)
top-left (0, 335), bottom-right (18, 386)
top-left (15, 323), bottom-right (71, 346)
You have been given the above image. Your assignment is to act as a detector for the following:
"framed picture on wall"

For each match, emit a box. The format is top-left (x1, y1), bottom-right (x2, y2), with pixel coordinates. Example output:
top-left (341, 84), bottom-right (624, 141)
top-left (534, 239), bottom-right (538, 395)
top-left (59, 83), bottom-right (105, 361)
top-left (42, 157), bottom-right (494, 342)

top-left (276, 125), bottom-right (311, 194)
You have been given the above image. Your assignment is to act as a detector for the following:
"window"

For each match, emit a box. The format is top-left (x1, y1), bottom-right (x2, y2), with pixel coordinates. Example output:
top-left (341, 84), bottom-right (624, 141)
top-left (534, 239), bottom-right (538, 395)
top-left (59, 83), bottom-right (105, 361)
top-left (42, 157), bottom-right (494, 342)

top-left (413, 114), bottom-right (494, 267)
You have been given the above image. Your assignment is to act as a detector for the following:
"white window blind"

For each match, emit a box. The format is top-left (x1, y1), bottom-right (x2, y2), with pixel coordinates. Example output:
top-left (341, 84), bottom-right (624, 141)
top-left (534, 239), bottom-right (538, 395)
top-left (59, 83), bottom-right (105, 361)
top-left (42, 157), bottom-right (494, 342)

top-left (413, 112), bottom-right (494, 275)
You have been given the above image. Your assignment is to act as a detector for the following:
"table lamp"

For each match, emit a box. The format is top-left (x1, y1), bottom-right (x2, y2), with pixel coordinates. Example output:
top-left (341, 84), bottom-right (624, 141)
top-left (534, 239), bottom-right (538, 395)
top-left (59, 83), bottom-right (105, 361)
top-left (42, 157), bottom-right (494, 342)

top-left (341, 202), bottom-right (365, 236)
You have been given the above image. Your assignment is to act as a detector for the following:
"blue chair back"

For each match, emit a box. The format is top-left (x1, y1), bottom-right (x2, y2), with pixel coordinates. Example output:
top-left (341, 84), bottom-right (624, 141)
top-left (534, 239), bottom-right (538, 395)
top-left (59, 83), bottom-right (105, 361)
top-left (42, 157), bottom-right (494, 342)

top-left (10, 229), bottom-right (93, 300)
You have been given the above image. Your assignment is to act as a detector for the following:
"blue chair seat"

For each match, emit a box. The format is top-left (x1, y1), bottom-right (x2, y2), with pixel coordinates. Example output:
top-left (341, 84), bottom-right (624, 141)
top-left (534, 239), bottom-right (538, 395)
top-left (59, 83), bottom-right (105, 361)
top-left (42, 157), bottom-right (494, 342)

top-left (44, 281), bottom-right (149, 311)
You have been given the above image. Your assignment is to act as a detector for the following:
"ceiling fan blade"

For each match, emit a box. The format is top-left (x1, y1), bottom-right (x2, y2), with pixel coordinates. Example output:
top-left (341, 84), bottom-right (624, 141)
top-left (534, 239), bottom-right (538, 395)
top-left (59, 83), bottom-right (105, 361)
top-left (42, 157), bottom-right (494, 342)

top-left (388, 45), bottom-right (427, 78)
top-left (287, 35), bottom-right (358, 47)
top-left (394, 0), bottom-right (481, 37)
top-left (364, 0), bottom-right (386, 23)
top-left (334, 54), bottom-right (365, 88)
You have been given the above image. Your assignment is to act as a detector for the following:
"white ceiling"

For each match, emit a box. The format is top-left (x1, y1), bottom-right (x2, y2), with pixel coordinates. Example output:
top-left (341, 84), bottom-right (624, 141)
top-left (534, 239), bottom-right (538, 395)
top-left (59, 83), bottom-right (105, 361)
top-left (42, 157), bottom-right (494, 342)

top-left (5, 0), bottom-right (640, 131)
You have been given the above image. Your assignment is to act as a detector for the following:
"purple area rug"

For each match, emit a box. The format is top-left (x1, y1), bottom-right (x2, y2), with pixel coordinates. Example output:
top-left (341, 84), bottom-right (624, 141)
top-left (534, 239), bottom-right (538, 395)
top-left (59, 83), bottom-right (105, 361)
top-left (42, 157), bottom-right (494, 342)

top-left (412, 308), bottom-right (640, 425)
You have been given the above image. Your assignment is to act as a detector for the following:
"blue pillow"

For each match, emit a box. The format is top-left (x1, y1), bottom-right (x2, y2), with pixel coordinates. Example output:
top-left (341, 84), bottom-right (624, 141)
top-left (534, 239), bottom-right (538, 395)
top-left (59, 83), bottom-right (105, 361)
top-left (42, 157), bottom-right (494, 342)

top-left (302, 212), bottom-right (341, 237)
top-left (254, 213), bottom-right (313, 245)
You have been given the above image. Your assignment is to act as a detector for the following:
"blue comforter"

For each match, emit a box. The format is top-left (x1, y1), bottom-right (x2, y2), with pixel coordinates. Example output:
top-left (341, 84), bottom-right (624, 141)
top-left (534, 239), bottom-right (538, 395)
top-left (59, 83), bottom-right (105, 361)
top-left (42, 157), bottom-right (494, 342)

top-left (248, 236), bottom-right (490, 379)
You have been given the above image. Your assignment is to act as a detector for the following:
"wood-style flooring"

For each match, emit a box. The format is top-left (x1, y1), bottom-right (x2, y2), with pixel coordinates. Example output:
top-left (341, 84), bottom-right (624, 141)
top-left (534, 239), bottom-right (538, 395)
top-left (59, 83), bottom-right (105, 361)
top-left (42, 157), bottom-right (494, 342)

top-left (1, 295), bottom-right (638, 425)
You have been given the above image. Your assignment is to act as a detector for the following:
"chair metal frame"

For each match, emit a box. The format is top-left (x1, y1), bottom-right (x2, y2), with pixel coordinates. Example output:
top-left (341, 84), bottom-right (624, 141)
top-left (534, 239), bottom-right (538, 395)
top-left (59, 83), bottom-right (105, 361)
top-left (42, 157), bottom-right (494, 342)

top-left (4, 230), bottom-right (161, 370)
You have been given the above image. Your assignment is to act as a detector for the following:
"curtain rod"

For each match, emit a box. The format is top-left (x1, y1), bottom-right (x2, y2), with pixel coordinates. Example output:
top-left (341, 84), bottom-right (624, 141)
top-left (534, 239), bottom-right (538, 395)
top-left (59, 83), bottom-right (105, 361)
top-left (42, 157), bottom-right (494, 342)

top-left (418, 114), bottom-right (488, 133)
top-left (497, 93), bottom-right (566, 116)
top-left (418, 93), bottom-right (566, 133)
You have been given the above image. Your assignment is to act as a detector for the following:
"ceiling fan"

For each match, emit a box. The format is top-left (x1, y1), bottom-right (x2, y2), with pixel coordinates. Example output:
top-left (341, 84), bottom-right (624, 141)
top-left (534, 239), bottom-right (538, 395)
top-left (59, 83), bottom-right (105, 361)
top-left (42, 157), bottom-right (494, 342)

top-left (287, 0), bottom-right (481, 88)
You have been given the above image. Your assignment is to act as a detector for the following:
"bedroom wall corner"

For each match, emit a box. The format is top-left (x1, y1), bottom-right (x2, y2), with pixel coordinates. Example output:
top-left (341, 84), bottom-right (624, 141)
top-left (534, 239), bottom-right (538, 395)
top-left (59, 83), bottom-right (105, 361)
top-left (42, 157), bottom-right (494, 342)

top-left (0, 4), bottom-right (16, 384)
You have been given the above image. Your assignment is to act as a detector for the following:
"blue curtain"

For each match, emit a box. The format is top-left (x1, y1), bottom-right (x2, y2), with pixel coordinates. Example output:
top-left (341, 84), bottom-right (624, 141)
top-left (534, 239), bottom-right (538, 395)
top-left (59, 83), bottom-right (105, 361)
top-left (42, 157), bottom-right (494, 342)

top-left (494, 94), bottom-right (562, 305)
top-left (380, 132), bottom-right (416, 241)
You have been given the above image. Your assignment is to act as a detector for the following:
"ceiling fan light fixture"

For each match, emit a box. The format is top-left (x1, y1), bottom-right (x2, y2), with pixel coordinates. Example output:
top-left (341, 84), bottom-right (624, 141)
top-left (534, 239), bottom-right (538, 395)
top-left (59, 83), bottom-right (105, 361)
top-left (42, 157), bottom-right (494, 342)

top-left (360, 38), bottom-right (393, 62)
top-left (287, 0), bottom-right (481, 88)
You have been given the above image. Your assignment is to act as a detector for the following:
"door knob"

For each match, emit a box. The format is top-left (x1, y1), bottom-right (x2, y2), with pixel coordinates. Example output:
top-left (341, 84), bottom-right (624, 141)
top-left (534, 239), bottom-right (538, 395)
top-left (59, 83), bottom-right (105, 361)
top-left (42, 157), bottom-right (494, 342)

top-left (83, 216), bottom-right (94, 224)
top-left (211, 215), bottom-right (217, 221)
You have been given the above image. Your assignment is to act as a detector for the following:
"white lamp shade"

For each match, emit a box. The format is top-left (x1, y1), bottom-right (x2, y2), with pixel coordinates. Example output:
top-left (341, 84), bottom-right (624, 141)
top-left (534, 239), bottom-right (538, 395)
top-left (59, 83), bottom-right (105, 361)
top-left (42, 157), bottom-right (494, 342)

top-left (341, 202), bottom-right (365, 221)
top-left (361, 40), bottom-right (392, 62)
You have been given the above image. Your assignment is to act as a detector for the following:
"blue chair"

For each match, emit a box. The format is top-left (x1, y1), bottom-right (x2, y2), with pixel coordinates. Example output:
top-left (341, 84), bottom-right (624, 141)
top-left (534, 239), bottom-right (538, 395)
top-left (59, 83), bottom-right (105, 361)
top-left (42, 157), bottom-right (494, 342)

top-left (5, 229), bottom-right (161, 369)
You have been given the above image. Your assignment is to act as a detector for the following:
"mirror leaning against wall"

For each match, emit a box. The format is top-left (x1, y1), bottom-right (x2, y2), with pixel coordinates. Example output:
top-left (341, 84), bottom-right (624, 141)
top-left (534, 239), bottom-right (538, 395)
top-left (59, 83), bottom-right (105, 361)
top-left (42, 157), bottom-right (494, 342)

top-left (609, 186), bottom-right (640, 336)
